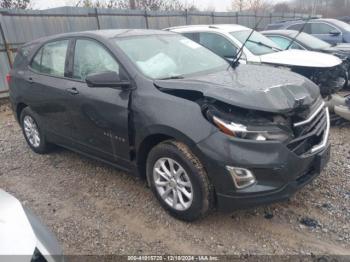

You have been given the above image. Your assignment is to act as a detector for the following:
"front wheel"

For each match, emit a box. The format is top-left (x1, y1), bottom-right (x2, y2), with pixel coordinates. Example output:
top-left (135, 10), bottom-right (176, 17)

top-left (147, 140), bottom-right (214, 221)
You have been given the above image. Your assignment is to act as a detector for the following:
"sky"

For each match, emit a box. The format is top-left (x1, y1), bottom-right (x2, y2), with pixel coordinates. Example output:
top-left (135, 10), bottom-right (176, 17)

top-left (30, 0), bottom-right (284, 11)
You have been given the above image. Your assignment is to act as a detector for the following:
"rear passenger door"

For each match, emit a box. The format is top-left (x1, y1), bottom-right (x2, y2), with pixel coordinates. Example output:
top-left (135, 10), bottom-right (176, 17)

top-left (27, 39), bottom-right (74, 144)
top-left (66, 38), bottom-right (131, 163)
top-left (309, 22), bottom-right (342, 44)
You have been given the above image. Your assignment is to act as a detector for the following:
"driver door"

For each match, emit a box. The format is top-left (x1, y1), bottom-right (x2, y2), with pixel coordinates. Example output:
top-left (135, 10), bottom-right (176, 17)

top-left (66, 38), bottom-right (131, 163)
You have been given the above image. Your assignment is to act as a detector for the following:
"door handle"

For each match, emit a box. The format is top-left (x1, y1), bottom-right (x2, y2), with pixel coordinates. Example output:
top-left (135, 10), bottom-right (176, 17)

top-left (66, 87), bottom-right (79, 95)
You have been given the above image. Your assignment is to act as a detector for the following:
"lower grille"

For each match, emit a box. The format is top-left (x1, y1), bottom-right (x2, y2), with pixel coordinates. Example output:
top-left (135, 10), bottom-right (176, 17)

top-left (287, 102), bottom-right (330, 156)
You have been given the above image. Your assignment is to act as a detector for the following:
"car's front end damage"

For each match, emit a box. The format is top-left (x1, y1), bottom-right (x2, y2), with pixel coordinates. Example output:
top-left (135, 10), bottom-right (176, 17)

top-left (196, 97), bottom-right (330, 211)
top-left (292, 64), bottom-right (347, 95)
top-left (258, 49), bottom-right (347, 96)
top-left (154, 64), bottom-right (331, 210)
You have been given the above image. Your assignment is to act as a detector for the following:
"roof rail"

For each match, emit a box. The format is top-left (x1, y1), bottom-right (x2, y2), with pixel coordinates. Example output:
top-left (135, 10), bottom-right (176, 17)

top-left (277, 16), bottom-right (319, 23)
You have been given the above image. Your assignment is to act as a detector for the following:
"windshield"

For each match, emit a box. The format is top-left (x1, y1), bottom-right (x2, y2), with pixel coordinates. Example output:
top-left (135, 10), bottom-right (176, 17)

top-left (230, 30), bottom-right (280, 55)
top-left (113, 34), bottom-right (228, 79)
top-left (295, 32), bottom-right (331, 49)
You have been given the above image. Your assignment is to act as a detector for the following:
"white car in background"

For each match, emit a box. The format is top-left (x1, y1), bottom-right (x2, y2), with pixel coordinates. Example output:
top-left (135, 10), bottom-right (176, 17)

top-left (166, 24), bottom-right (346, 96)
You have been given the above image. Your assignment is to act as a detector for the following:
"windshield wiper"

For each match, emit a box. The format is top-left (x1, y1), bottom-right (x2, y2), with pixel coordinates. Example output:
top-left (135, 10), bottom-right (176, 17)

top-left (229, 17), bottom-right (263, 69)
top-left (159, 75), bottom-right (185, 80)
top-left (286, 18), bottom-right (311, 50)
top-left (247, 40), bottom-right (282, 51)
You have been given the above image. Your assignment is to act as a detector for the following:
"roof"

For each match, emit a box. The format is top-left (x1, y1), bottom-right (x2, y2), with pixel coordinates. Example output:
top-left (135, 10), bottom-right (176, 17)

top-left (261, 29), bottom-right (299, 37)
top-left (276, 18), bottom-right (340, 25)
top-left (166, 24), bottom-right (250, 33)
top-left (23, 29), bottom-right (174, 46)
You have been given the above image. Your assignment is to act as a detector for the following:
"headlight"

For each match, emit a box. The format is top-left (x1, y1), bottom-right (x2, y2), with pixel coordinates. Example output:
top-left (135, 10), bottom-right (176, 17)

top-left (212, 116), bottom-right (291, 141)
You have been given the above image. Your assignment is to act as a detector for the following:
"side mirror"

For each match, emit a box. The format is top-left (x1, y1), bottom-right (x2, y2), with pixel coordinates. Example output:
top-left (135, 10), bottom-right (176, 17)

top-left (86, 71), bottom-right (130, 89)
top-left (329, 30), bottom-right (340, 36)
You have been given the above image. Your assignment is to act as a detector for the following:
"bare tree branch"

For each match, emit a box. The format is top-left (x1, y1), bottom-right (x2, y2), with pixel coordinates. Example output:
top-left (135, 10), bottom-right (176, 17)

top-left (0, 0), bottom-right (31, 9)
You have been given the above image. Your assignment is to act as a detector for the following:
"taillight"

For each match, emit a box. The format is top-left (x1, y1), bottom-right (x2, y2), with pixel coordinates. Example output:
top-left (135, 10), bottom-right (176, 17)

top-left (6, 73), bottom-right (11, 84)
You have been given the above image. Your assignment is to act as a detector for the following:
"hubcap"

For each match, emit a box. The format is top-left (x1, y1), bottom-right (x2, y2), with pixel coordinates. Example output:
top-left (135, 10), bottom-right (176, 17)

top-left (23, 115), bottom-right (40, 148)
top-left (153, 158), bottom-right (193, 211)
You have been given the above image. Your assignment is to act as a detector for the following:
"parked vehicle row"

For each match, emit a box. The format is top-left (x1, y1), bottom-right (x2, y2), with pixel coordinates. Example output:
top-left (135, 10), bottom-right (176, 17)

top-left (265, 18), bottom-right (350, 44)
top-left (261, 29), bottom-right (350, 122)
top-left (167, 24), bottom-right (347, 96)
top-left (261, 29), bottom-right (350, 86)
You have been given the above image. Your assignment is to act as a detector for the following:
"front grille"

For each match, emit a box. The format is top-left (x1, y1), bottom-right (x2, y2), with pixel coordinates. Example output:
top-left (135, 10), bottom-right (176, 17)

top-left (287, 102), bottom-right (329, 156)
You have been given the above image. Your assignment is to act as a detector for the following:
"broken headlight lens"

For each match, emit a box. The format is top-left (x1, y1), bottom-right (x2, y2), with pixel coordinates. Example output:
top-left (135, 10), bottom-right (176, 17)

top-left (212, 116), bottom-right (290, 141)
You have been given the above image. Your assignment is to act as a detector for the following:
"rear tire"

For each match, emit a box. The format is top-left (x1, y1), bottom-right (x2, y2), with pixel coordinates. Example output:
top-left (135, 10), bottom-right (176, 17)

top-left (20, 107), bottom-right (50, 154)
top-left (147, 140), bottom-right (214, 221)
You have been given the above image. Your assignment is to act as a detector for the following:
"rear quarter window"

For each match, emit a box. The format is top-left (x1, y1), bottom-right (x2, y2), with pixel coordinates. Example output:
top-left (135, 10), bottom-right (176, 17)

top-left (30, 40), bottom-right (69, 77)
top-left (13, 45), bottom-right (35, 69)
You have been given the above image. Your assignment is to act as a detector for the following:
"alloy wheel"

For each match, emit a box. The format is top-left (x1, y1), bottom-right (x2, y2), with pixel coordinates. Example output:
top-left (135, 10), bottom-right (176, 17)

top-left (23, 115), bottom-right (41, 148)
top-left (153, 157), bottom-right (193, 211)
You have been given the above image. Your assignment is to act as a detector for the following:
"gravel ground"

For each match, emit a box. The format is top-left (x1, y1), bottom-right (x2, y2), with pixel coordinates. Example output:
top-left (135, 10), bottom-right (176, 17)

top-left (0, 102), bottom-right (349, 256)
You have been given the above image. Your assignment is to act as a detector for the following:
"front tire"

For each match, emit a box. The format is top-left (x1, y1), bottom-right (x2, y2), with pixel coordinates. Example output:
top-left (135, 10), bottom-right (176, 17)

top-left (147, 140), bottom-right (214, 221)
top-left (20, 107), bottom-right (50, 154)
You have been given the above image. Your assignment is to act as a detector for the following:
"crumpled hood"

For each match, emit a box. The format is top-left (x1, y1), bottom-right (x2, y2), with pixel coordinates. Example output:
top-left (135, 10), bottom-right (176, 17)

top-left (154, 64), bottom-right (320, 113)
top-left (260, 49), bottom-right (342, 68)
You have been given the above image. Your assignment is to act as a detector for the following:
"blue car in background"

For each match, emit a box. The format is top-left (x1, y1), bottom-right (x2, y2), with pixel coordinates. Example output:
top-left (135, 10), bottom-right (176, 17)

top-left (265, 18), bottom-right (350, 44)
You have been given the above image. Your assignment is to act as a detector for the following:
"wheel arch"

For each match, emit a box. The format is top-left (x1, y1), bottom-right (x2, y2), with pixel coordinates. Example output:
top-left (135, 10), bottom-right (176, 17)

top-left (16, 102), bottom-right (28, 122)
top-left (135, 126), bottom-right (199, 182)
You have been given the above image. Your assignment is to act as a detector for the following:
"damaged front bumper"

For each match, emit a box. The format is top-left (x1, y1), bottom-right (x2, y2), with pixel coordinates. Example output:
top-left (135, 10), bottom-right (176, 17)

top-left (196, 132), bottom-right (331, 212)
top-left (195, 105), bottom-right (331, 212)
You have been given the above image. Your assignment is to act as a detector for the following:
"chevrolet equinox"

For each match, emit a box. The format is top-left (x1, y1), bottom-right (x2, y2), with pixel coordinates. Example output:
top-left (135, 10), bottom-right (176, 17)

top-left (8, 29), bottom-right (331, 221)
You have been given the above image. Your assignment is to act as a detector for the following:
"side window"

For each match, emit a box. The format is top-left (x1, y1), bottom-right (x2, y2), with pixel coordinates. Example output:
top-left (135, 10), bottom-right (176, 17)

top-left (287, 23), bottom-right (311, 33)
top-left (310, 22), bottom-right (338, 34)
top-left (290, 42), bottom-right (304, 50)
top-left (268, 36), bottom-right (305, 50)
top-left (287, 23), bottom-right (303, 30)
top-left (73, 39), bottom-right (120, 80)
top-left (199, 32), bottom-right (237, 59)
top-left (183, 32), bottom-right (200, 43)
top-left (31, 40), bottom-right (69, 77)
top-left (268, 36), bottom-right (292, 50)
top-left (31, 48), bottom-right (43, 72)
top-left (13, 45), bottom-right (34, 69)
